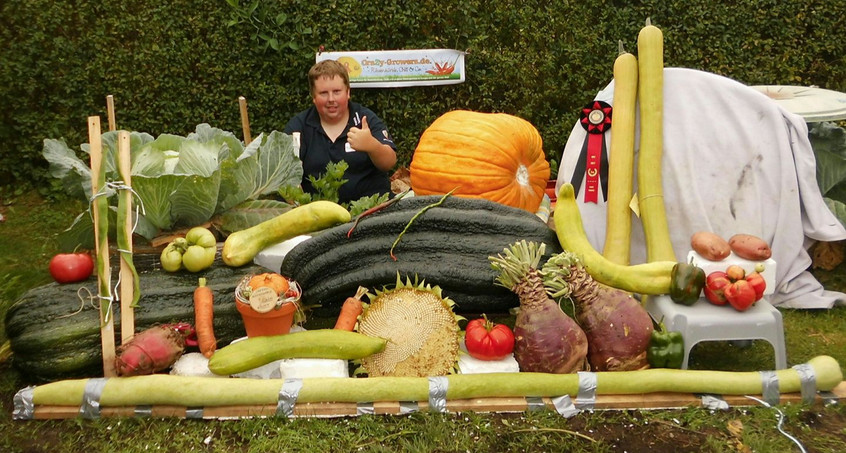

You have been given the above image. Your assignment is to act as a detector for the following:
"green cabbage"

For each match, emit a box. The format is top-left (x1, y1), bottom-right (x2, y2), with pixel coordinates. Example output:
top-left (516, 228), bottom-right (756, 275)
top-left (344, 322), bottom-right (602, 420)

top-left (43, 124), bottom-right (301, 248)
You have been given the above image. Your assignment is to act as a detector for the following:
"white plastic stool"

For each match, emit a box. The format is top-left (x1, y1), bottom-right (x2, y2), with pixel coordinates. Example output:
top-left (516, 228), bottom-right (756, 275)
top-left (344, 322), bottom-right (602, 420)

top-left (645, 295), bottom-right (787, 370)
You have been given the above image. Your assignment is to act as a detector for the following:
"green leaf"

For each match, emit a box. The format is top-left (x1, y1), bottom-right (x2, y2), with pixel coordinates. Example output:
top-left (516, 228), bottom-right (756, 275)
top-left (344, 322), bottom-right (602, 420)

top-left (244, 131), bottom-right (303, 198)
top-left (215, 199), bottom-right (293, 234)
top-left (810, 122), bottom-right (846, 195)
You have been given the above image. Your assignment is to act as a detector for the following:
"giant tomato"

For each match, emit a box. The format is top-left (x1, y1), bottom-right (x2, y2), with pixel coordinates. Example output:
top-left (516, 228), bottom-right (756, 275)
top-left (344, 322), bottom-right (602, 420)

top-left (49, 252), bottom-right (94, 283)
top-left (464, 315), bottom-right (515, 361)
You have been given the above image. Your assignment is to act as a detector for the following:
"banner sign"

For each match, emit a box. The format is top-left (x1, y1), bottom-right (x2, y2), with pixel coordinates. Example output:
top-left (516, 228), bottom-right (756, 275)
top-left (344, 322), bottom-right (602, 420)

top-left (316, 49), bottom-right (465, 88)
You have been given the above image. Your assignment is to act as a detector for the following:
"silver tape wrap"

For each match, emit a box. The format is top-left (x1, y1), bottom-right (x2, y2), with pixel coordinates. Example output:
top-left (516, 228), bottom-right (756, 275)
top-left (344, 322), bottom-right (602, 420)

top-left (526, 396), bottom-right (546, 412)
top-left (186, 407), bottom-right (204, 419)
top-left (575, 372), bottom-right (597, 410)
top-left (356, 402), bottom-right (375, 416)
top-left (134, 405), bottom-right (153, 417)
top-left (792, 363), bottom-right (817, 404)
top-left (428, 376), bottom-right (448, 413)
top-left (12, 386), bottom-right (35, 420)
top-left (759, 371), bottom-right (780, 406)
top-left (700, 394), bottom-right (729, 410)
top-left (80, 378), bottom-right (108, 419)
top-left (276, 378), bottom-right (303, 418)
top-left (551, 395), bottom-right (580, 418)
top-left (399, 401), bottom-right (419, 415)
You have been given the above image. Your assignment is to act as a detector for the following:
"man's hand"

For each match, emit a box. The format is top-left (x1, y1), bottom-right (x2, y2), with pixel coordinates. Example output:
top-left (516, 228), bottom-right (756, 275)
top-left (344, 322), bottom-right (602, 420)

top-left (347, 116), bottom-right (377, 152)
top-left (346, 115), bottom-right (397, 171)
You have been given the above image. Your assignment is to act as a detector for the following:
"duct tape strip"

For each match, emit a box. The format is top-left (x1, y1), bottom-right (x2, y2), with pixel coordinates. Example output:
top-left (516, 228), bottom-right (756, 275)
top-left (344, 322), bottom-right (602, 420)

top-left (428, 376), bottom-right (448, 413)
top-left (356, 402), bottom-right (375, 416)
top-left (818, 391), bottom-right (838, 406)
top-left (12, 386), bottom-right (35, 420)
top-left (134, 405), bottom-right (153, 417)
top-left (575, 372), bottom-right (597, 410)
top-left (276, 378), bottom-right (303, 418)
top-left (186, 407), bottom-right (204, 419)
top-left (80, 378), bottom-right (108, 419)
top-left (399, 401), bottom-right (419, 415)
top-left (759, 371), bottom-right (780, 406)
top-left (792, 363), bottom-right (817, 404)
top-left (526, 396), bottom-right (546, 412)
top-left (551, 395), bottom-right (580, 418)
top-left (699, 394), bottom-right (729, 410)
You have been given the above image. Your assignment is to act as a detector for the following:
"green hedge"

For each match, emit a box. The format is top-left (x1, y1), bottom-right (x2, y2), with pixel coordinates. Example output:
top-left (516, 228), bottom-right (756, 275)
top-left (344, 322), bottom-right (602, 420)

top-left (2, 0), bottom-right (844, 190)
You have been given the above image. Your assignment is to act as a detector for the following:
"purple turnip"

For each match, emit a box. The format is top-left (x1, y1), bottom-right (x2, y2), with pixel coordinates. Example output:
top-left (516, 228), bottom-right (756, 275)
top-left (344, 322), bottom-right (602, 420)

top-left (542, 251), bottom-right (653, 371)
top-left (489, 241), bottom-right (588, 373)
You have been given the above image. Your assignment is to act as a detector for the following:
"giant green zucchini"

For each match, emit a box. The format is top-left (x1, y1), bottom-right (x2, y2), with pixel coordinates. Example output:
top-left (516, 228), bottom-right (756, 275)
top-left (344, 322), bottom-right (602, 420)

top-left (5, 262), bottom-right (263, 382)
top-left (280, 196), bottom-right (562, 314)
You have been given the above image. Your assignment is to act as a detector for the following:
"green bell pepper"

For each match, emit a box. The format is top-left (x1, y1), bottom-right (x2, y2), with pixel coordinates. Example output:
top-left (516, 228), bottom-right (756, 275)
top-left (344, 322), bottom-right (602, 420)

top-left (647, 323), bottom-right (684, 369)
top-left (669, 259), bottom-right (706, 306)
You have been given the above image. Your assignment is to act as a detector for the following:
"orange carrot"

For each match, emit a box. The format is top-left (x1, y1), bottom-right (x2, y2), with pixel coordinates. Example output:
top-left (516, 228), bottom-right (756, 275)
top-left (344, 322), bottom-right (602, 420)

top-left (334, 286), bottom-right (368, 331)
top-left (194, 277), bottom-right (217, 358)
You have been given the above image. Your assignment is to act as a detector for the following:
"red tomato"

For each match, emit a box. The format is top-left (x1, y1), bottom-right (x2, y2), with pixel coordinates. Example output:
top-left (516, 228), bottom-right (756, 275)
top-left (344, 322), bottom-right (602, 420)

top-left (745, 272), bottom-right (767, 301)
top-left (49, 252), bottom-right (94, 283)
top-left (725, 279), bottom-right (757, 312)
top-left (703, 271), bottom-right (731, 305)
top-left (464, 315), bottom-right (515, 361)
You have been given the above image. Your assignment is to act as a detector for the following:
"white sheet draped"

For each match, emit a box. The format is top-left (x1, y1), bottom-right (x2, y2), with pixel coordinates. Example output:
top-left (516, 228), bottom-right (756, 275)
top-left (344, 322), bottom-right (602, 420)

top-left (556, 68), bottom-right (846, 309)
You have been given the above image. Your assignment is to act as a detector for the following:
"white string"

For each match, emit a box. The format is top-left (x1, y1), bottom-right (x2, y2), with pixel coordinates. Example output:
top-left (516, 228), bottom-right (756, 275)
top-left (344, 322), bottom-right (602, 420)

top-left (744, 395), bottom-right (807, 453)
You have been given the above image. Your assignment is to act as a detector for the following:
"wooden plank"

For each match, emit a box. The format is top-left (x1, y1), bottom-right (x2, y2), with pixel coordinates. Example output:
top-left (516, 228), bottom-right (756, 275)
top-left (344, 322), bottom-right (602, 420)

top-left (239, 96), bottom-right (251, 145)
top-left (88, 116), bottom-right (116, 377)
top-left (117, 131), bottom-right (135, 343)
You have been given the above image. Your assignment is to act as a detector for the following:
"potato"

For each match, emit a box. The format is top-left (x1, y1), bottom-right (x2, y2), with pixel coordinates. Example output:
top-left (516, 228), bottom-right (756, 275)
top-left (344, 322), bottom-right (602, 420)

top-left (690, 231), bottom-right (731, 261)
top-left (729, 234), bottom-right (772, 261)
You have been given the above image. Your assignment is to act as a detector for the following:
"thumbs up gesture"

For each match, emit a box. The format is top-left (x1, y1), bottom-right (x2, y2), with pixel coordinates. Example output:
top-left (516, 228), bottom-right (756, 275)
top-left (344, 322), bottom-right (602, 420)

top-left (347, 116), bottom-right (375, 152)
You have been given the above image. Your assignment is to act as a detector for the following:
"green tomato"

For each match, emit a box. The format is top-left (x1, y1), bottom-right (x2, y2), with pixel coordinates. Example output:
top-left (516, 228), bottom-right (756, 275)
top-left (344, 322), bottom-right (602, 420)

top-left (186, 227), bottom-right (217, 248)
top-left (160, 243), bottom-right (184, 272)
top-left (182, 244), bottom-right (216, 272)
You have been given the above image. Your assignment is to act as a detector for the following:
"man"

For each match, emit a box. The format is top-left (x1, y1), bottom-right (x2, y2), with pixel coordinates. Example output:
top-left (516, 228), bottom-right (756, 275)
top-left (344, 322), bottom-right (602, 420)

top-left (284, 59), bottom-right (397, 203)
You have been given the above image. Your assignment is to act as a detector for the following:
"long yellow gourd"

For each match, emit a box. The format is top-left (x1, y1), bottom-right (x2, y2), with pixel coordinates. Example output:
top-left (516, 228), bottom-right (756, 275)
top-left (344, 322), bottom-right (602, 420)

top-left (555, 183), bottom-right (675, 295)
top-left (602, 42), bottom-right (638, 265)
top-left (637, 19), bottom-right (676, 262)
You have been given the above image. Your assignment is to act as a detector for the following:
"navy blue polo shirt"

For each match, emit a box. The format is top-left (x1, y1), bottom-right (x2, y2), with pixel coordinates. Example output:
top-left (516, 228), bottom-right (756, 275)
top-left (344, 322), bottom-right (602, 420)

top-left (284, 101), bottom-right (395, 204)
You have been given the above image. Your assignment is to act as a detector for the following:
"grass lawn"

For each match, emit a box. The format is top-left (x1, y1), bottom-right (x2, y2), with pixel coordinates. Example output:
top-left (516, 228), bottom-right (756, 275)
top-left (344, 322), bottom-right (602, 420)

top-left (1, 189), bottom-right (845, 452)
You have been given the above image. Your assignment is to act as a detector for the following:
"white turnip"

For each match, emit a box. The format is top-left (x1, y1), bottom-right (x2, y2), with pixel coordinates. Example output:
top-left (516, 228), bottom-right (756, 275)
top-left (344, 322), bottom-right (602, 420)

top-left (489, 241), bottom-right (588, 373)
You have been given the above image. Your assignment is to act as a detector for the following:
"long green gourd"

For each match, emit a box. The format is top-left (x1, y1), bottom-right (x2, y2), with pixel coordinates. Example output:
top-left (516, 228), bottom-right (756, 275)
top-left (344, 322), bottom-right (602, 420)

top-left (221, 200), bottom-right (351, 267)
top-left (29, 356), bottom-right (842, 407)
top-left (208, 329), bottom-right (387, 376)
top-left (636, 18), bottom-right (676, 263)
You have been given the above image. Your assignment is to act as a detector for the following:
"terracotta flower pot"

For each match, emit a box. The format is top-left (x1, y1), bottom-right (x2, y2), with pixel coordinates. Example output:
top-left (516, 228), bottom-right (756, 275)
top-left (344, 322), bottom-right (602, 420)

top-left (235, 276), bottom-right (301, 337)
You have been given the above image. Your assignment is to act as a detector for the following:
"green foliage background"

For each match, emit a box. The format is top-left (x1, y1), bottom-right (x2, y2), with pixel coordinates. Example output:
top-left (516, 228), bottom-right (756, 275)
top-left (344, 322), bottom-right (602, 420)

top-left (1, 0), bottom-right (844, 190)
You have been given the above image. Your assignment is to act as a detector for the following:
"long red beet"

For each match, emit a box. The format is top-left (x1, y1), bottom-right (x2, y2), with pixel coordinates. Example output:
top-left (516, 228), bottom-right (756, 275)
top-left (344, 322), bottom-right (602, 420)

top-left (543, 252), bottom-right (653, 371)
top-left (115, 324), bottom-right (193, 376)
top-left (490, 241), bottom-right (588, 374)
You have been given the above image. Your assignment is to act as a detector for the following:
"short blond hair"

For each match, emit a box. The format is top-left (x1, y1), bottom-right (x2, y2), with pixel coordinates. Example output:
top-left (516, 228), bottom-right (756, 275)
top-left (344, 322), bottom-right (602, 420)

top-left (308, 60), bottom-right (350, 97)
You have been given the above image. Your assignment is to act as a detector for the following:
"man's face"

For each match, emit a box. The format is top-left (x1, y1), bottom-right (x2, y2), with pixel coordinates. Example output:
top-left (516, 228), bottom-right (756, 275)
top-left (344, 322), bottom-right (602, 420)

top-left (312, 75), bottom-right (350, 122)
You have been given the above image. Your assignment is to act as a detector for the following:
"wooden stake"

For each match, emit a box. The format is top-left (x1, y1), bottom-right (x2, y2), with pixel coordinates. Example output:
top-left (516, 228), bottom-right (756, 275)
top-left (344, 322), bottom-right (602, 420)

top-left (106, 95), bottom-right (116, 132)
top-left (88, 116), bottom-right (117, 377)
top-left (239, 96), bottom-right (252, 145)
top-left (117, 131), bottom-right (135, 343)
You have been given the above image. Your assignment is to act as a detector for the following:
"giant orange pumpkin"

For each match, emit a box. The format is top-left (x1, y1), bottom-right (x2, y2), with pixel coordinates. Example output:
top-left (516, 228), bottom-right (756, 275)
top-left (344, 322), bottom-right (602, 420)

top-left (409, 110), bottom-right (550, 213)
